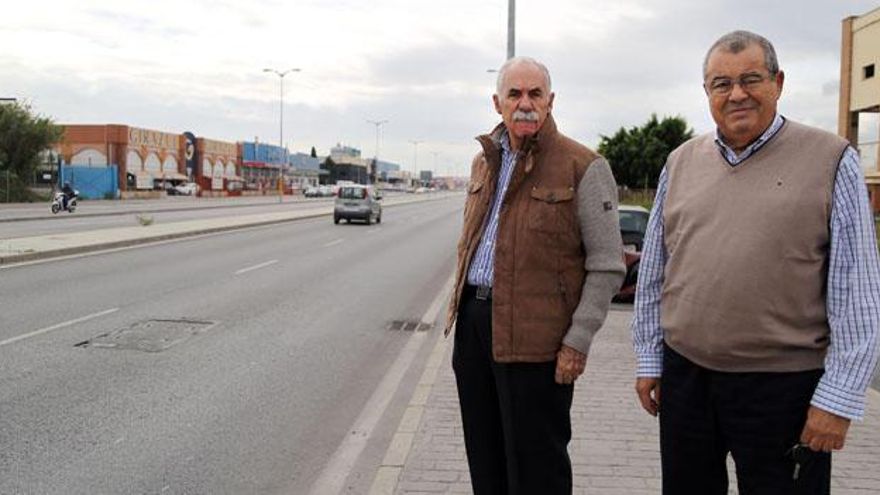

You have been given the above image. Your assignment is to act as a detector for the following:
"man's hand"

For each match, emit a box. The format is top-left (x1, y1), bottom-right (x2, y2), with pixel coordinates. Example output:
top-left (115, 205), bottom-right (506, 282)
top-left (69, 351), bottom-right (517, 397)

top-left (555, 345), bottom-right (586, 385)
top-left (799, 406), bottom-right (851, 452)
top-left (635, 377), bottom-right (661, 417)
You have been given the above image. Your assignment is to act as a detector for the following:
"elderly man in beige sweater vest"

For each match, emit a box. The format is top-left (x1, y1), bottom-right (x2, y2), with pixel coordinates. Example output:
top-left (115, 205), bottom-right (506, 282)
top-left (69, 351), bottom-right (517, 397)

top-left (632, 30), bottom-right (880, 494)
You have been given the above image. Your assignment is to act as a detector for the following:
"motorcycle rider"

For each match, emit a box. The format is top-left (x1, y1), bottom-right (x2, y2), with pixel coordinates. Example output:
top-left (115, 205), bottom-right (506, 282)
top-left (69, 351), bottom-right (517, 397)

top-left (61, 181), bottom-right (76, 210)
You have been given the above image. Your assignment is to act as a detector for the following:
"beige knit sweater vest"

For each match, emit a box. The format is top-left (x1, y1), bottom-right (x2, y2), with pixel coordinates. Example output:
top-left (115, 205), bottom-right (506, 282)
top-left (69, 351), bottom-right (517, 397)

top-left (661, 120), bottom-right (850, 372)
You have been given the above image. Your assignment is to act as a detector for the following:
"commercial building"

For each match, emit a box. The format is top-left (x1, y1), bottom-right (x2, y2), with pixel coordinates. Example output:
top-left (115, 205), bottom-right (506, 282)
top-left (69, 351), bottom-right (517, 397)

top-left (839, 6), bottom-right (880, 210)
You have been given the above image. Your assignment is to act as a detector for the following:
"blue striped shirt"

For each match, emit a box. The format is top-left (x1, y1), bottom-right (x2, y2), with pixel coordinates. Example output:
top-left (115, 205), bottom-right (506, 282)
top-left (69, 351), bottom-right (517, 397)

top-left (467, 132), bottom-right (518, 286)
top-left (632, 114), bottom-right (880, 420)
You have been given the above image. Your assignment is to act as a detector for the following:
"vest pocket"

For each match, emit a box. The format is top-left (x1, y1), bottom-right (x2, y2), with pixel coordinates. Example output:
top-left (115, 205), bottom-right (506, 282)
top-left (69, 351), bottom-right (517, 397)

top-left (528, 186), bottom-right (575, 233)
top-left (463, 180), bottom-right (484, 219)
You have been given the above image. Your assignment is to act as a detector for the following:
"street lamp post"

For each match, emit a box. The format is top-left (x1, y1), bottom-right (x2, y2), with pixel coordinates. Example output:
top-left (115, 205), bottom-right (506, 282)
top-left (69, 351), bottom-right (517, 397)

top-left (409, 140), bottom-right (422, 188)
top-left (366, 119), bottom-right (388, 184)
top-left (507, 0), bottom-right (515, 59)
top-left (263, 67), bottom-right (301, 203)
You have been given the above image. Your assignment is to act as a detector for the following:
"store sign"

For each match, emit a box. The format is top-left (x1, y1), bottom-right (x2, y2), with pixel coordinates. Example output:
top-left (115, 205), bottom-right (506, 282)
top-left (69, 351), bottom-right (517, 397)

top-left (129, 128), bottom-right (177, 149)
top-left (183, 132), bottom-right (197, 177)
top-left (203, 139), bottom-right (236, 157)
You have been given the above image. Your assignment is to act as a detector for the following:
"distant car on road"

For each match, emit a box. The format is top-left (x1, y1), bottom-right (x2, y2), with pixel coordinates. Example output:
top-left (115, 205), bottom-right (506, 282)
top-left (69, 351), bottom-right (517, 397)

top-left (304, 186), bottom-right (321, 197)
top-left (334, 185), bottom-right (382, 225)
top-left (615, 205), bottom-right (650, 302)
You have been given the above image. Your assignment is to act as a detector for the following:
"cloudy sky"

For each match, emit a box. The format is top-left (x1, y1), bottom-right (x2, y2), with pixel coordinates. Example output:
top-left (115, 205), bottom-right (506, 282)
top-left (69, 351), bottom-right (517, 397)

top-left (3, 0), bottom-right (878, 176)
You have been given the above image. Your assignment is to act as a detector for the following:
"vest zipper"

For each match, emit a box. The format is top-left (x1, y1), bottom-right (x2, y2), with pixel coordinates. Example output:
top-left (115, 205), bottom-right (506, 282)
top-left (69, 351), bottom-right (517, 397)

top-left (558, 274), bottom-right (570, 308)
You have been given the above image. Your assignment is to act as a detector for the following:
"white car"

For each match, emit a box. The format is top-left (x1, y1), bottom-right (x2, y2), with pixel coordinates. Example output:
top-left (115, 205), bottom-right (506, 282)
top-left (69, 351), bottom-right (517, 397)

top-left (174, 182), bottom-right (198, 196)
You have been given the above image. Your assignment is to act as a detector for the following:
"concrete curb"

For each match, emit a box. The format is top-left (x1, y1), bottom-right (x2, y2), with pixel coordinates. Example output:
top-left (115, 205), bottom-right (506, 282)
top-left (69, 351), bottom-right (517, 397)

top-left (0, 194), bottom-right (459, 266)
top-left (0, 211), bottom-right (329, 265)
top-left (0, 197), bottom-right (333, 223)
top-left (369, 317), bottom-right (452, 494)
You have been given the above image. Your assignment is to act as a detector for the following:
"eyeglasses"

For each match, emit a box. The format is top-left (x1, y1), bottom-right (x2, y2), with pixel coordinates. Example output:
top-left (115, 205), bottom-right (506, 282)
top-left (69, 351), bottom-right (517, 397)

top-left (705, 72), bottom-right (775, 96)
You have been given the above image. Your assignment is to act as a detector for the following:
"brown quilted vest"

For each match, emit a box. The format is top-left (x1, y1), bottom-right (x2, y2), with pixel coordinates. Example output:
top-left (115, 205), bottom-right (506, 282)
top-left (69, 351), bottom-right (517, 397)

top-left (446, 116), bottom-right (599, 362)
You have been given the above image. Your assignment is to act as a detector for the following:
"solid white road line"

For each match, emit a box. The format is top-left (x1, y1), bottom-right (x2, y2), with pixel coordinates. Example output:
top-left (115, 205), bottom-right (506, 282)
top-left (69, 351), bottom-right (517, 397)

top-left (0, 308), bottom-right (120, 348)
top-left (307, 274), bottom-right (454, 495)
top-left (323, 239), bottom-right (344, 247)
top-left (234, 259), bottom-right (279, 275)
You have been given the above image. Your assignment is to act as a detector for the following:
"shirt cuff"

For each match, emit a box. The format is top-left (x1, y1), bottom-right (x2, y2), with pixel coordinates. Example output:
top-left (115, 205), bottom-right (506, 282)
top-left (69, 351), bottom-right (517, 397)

top-left (636, 351), bottom-right (663, 377)
top-left (811, 378), bottom-right (867, 421)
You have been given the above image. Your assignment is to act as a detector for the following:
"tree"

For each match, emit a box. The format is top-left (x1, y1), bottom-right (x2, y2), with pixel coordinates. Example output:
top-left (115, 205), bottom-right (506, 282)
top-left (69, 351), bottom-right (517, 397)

top-left (0, 101), bottom-right (63, 202)
top-left (310, 146), bottom-right (317, 158)
top-left (598, 114), bottom-right (694, 190)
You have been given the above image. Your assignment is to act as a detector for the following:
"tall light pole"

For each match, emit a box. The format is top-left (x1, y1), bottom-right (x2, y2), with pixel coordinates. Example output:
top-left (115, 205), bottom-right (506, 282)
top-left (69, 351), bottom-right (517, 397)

top-left (366, 119), bottom-right (388, 184)
top-left (409, 140), bottom-right (422, 188)
top-left (507, 0), bottom-right (515, 59)
top-left (263, 67), bottom-right (301, 202)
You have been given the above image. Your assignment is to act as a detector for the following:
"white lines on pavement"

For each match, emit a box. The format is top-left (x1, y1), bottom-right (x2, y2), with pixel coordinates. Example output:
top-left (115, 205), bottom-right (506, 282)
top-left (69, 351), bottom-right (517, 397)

top-left (323, 238), bottom-right (344, 247)
top-left (234, 259), bottom-right (279, 275)
top-left (0, 308), bottom-right (120, 348)
top-left (308, 274), bottom-right (455, 495)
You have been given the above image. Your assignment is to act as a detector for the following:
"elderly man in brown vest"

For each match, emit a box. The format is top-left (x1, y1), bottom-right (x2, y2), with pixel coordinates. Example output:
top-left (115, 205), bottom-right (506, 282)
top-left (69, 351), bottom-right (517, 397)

top-left (445, 56), bottom-right (625, 494)
top-left (633, 30), bottom-right (880, 494)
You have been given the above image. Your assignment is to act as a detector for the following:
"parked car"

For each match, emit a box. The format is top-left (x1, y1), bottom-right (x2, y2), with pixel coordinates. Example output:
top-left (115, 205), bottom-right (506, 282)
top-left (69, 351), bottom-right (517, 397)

top-left (174, 182), bottom-right (198, 196)
top-left (334, 184), bottom-right (382, 225)
top-left (615, 205), bottom-right (650, 302)
top-left (304, 186), bottom-right (321, 197)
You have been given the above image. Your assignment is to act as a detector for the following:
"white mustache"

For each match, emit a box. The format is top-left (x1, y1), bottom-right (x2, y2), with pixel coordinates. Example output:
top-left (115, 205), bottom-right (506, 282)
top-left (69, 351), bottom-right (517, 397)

top-left (513, 110), bottom-right (539, 122)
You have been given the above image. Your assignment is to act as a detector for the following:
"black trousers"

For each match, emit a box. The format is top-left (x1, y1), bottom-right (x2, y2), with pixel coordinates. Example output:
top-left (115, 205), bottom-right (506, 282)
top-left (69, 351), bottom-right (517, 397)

top-left (452, 286), bottom-right (574, 495)
top-left (660, 344), bottom-right (831, 495)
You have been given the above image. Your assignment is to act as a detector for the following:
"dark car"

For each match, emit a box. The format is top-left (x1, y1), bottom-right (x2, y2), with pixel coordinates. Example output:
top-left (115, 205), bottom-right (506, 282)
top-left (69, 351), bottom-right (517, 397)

top-left (615, 205), bottom-right (650, 302)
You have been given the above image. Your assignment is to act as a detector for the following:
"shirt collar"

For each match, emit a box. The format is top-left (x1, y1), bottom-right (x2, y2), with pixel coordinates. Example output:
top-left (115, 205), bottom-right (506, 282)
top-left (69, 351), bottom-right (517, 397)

top-left (500, 131), bottom-right (512, 154)
top-left (714, 113), bottom-right (785, 164)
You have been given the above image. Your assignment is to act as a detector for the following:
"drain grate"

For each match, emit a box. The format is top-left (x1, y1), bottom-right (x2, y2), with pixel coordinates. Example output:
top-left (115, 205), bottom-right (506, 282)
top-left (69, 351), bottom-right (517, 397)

top-left (75, 318), bottom-right (217, 352)
top-left (388, 320), bottom-right (432, 332)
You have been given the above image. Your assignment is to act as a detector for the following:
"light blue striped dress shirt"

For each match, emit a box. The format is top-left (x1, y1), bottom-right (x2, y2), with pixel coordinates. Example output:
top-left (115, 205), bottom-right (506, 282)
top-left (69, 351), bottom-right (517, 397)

top-left (467, 132), bottom-right (518, 287)
top-left (632, 114), bottom-right (880, 420)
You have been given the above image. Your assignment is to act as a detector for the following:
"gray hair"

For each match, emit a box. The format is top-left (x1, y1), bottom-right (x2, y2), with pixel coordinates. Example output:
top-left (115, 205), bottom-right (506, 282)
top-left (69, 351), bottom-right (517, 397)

top-left (495, 56), bottom-right (552, 95)
top-left (702, 30), bottom-right (780, 78)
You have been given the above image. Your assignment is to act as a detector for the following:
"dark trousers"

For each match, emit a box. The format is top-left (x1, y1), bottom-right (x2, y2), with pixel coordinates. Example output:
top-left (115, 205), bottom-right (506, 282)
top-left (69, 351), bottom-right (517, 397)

top-left (660, 344), bottom-right (831, 495)
top-left (452, 286), bottom-right (574, 495)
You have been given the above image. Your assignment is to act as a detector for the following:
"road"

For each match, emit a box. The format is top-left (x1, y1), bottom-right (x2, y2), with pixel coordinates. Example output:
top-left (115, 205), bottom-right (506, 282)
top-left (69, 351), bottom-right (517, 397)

top-left (0, 196), bottom-right (462, 494)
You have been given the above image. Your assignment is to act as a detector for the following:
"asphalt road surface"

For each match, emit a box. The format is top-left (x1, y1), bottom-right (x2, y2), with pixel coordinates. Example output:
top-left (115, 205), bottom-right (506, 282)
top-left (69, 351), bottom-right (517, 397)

top-left (0, 196), bottom-right (462, 494)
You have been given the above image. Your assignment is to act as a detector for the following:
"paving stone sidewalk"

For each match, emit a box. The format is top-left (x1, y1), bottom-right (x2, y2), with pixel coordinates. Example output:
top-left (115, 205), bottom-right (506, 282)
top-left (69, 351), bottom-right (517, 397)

top-left (392, 308), bottom-right (880, 494)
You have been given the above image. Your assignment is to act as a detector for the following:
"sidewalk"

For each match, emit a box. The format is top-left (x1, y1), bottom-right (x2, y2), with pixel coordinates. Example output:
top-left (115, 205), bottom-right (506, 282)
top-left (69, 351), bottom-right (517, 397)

top-left (376, 308), bottom-right (880, 494)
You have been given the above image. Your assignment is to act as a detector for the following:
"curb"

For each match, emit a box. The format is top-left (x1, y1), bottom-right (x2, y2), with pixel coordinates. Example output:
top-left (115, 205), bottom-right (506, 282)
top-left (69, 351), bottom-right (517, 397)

top-left (0, 197), bottom-right (333, 223)
top-left (369, 315), bottom-right (452, 494)
top-left (0, 211), bottom-right (329, 265)
top-left (0, 194), bottom-right (459, 266)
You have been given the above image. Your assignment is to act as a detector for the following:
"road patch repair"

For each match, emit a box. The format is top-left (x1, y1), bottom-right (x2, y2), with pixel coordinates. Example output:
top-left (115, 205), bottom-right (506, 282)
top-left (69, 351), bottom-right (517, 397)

top-left (74, 319), bottom-right (217, 352)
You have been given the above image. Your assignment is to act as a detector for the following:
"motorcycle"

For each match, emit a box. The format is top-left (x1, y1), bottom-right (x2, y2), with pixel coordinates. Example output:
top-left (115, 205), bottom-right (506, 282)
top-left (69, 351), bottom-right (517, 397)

top-left (51, 190), bottom-right (78, 214)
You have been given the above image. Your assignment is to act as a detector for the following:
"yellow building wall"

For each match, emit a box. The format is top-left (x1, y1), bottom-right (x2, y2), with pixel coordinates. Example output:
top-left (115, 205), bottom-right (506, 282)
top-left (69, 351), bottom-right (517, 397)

top-left (850, 8), bottom-right (880, 111)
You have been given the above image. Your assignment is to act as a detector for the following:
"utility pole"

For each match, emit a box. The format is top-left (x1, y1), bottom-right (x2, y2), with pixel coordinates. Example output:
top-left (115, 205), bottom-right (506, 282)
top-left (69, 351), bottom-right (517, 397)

top-left (409, 140), bottom-right (422, 188)
top-left (366, 119), bottom-right (388, 184)
top-left (507, 0), bottom-right (515, 59)
top-left (263, 67), bottom-right (301, 202)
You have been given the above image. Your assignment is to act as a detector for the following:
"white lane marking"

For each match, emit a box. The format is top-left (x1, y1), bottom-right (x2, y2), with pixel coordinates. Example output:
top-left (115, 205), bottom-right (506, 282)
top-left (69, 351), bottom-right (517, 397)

top-left (308, 274), bottom-right (455, 495)
top-left (234, 259), bottom-right (279, 275)
top-left (323, 238), bottom-right (343, 247)
top-left (0, 308), bottom-right (120, 348)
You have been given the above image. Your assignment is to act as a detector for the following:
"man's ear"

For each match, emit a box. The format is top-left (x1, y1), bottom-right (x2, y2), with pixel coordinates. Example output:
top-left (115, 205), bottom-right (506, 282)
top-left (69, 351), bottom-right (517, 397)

top-left (774, 70), bottom-right (785, 99)
top-left (548, 92), bottom-right (555, 113)
top-left (493, 94), bottom-right (502, 115)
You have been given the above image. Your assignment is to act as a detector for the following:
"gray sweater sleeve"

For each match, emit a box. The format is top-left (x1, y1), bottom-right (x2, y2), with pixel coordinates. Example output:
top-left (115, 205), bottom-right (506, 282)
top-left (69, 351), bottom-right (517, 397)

top-left (562, 157), bottom-right (626, 355)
